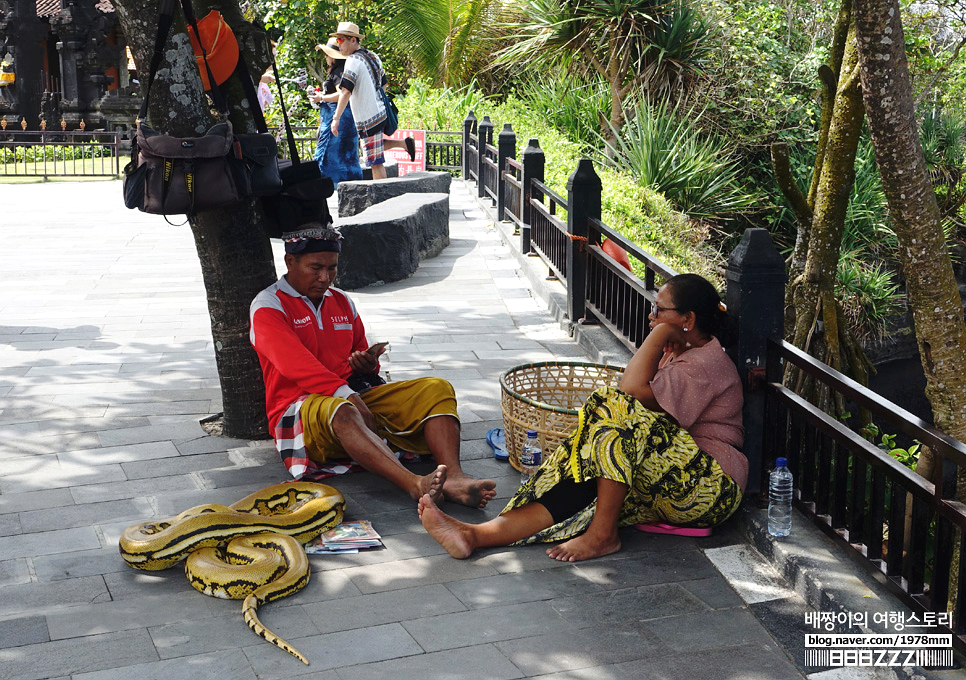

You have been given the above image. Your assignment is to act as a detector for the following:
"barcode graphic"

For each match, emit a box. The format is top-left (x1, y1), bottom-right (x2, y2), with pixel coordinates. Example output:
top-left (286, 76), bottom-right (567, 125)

top-left (917, 649), bottom-right (953, 667)
top-left (804, 648), bottom-right (953, 668)
top-left (806, 649), bottom-right (829, 666)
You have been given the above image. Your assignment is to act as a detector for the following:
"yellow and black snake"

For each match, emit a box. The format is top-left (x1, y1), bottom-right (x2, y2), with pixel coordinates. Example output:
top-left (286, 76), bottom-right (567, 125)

top-left (119, 481), bottom-right (345, 665)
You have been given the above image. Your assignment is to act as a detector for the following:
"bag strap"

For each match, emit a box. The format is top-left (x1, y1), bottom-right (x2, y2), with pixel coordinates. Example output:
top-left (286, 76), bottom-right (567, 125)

top-left (269, 51), bottom-right (301, 163)
top-left (234, 55), bottom-right (270, 135)
top-left (138, 0), bottom-right (230, 123)
top-left (356, 49), bottom-right (388, 98)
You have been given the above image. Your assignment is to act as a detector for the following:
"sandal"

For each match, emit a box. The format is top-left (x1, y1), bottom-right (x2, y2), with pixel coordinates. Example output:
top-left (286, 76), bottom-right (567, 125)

top-left (486, 428), bottom-right (509, 461)
top-left (634, 522), bottom-right (712, 537)
top-left (405, 137), bottom-right (416, 162)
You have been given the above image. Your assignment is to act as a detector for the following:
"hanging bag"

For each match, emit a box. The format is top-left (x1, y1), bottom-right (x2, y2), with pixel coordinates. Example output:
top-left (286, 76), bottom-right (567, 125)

top-left (259, 52), bottom-right (333, 238)
top-left (122, 0), bottom-right (260, 216)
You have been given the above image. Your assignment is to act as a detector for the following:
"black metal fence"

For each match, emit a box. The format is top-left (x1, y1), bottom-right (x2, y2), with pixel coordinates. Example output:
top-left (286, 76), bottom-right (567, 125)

top-left (459, 110), bottom-right (966, 652)
top-left (0, 125), bottom-right (461, 179)
top-left (0, 129), bottom-right (121, 178)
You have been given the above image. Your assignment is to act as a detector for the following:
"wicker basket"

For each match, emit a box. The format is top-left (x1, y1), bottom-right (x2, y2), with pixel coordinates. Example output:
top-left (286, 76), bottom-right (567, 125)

top-left (499, 361), bottom-right (625, 471)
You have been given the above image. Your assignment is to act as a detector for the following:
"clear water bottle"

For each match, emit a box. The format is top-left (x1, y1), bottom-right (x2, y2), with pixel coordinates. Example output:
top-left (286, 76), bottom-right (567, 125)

top-left (768, 457), bottom-right (793, 537)
top-left (520, 430), bottom-right (542, 484)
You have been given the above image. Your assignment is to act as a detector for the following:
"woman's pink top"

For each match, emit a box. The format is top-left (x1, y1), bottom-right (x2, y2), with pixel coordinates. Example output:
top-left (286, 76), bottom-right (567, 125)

top-left (649, 337), bottom-right (747, 491)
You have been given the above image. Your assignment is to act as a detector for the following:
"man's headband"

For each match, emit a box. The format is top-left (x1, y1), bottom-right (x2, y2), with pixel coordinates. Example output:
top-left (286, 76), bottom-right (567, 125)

top-left (283, 226), bottom-right (342, 254)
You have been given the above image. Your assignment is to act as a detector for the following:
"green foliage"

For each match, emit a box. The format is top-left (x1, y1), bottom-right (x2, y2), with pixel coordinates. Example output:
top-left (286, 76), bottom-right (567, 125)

top-left (861, 422), bottom-right (921, 470)
top-left (517, 70), bottom-right (611, 151)
top-left (835, 253), bottom-right (903, 342)
top-left (377, 0), bottom-right (509, 88)
top-left (601, 97), bottom-right (757, 223)
top-left (0, 144), bottom-right (112, 162)
top-left (401, 82), bottom-right (719, 281)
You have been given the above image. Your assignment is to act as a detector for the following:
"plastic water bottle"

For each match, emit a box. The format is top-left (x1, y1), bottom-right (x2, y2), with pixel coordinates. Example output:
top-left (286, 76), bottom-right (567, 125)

top-left (520, 430), bottom-right (542, 484)
top-left (768, 457), bottom-right (793, 537)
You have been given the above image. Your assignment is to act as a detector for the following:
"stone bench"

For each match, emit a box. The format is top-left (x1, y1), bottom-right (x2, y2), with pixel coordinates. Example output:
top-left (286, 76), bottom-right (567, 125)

top-left (334, 192), bottom-right (450, 290)
top-left (338, 171), bottom-right (453, 217)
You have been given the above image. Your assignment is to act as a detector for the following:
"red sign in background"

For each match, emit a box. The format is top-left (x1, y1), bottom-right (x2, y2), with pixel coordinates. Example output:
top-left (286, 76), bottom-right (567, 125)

top-left (384, 129), bottom-right (426, 176)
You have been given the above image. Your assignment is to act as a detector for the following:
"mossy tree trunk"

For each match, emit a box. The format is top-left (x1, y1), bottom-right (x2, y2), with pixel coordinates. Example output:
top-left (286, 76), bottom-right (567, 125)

top-left (113, 0), bottom-right (277, 439)
top-left (854, 0), bottom-right (966, 609)
top-left (774, 7), bottom-right (873, 410)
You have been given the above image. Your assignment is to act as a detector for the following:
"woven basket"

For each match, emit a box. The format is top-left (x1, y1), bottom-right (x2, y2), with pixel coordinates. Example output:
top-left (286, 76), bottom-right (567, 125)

top-left (499, 361), bottom-right (625, 471)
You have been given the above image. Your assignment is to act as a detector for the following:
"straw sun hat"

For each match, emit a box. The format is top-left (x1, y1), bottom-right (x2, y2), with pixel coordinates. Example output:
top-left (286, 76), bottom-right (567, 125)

top-left (329, 21), bottom-right (365, 39)
top-left (315, 38), bottom-right (346, 60)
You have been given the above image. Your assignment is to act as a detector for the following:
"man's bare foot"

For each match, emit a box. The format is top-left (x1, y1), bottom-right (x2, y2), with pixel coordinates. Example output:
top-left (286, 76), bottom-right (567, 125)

top-left (442, 473), bottom-right (497, 508)
top-left (414, 465), bottom-right (447, 503)
top-left (417, 494), bottom-right (475, 558)
top-left (546, 531), bottom-right (621, 562)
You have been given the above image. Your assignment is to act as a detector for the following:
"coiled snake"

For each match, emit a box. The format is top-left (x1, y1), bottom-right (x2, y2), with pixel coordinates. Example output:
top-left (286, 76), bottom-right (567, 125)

top-left (119, 481), bottom-right (345, 665)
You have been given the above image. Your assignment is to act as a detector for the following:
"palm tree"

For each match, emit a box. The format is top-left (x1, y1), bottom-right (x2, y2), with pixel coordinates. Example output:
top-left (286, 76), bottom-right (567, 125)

top-left (378, 0), bottom-right (506, 87)
top-left (497, 0), bottom-right (712, 142)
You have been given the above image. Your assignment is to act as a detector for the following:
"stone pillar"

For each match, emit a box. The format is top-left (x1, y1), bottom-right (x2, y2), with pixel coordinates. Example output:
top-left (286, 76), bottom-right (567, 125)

top-left (520, 138), bottom-right (544, 255)
top-left (476, 115), bottom-right (493, 199)
top-left (462, 110), bottom-right (476, 180)
top-left (4, 0), bottom-right (47, 128)
top-left (566, 158), bottom-right (601, 324)
top-left (496, 123), bottom-right (515, 219)
top-left (725, 228), bottom-right (786, 495)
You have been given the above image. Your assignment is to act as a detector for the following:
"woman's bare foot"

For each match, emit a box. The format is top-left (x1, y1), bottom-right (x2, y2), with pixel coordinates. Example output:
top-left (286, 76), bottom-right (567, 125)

top-left (546, 531), bottom-right (621, 562)
top-left (417, 494), bottom-right (475, 558)
top-left (442, 473), bottom-right (497, 508)
top-left (414, 465), bottom-right (447, 503)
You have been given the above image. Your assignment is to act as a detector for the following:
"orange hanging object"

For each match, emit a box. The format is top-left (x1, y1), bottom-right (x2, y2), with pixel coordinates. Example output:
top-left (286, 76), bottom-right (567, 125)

top-left (601, 238), bottom-right (633, 272)
top-left (188, 10), bottom-right (239, 90)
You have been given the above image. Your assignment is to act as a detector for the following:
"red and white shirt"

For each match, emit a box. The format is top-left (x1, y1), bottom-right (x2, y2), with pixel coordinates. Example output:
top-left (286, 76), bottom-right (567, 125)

top-left (249, 276), bottom-right (375, 436)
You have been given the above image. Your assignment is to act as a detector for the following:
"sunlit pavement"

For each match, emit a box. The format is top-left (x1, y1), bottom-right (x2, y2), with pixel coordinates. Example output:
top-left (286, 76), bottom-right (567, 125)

top-left (0, 179), bottom-right (947, 680)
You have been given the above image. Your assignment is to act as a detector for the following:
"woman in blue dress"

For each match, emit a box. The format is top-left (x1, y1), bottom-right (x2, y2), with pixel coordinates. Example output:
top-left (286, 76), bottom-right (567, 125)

top-left (310, 39), bottom-right (362, 187)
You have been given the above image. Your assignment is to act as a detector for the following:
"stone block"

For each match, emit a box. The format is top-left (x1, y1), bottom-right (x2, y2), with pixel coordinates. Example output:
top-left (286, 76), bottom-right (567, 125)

top-left (338, 171), bottom-right (451, 217)
top-left (334, 193), bottom-right (450, 290)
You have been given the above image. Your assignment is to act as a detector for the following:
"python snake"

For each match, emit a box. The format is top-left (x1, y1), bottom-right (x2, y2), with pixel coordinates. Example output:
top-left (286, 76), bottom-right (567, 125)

top-left (119, 481), bottom-right (345, 665)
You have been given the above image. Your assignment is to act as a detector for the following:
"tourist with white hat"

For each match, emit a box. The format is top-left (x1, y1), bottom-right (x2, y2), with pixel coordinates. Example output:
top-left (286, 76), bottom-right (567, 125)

top-left (328, 21), bottom-right (416, 180)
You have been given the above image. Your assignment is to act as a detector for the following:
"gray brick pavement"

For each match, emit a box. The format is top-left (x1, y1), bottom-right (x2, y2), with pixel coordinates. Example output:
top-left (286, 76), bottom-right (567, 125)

top-left (1, 179), bottom-right (940, 680)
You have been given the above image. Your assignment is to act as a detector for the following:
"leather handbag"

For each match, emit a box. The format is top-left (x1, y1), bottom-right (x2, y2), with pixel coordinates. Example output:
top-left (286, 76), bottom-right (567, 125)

top-left (123, 0), bottom-right (273, 215)
top-left (124, 119), bottom-right (242, 215)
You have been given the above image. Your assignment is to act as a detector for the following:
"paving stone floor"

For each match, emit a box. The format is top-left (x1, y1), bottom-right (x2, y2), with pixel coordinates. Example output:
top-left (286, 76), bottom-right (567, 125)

top-left (0, 179), bottom-right (925, 680)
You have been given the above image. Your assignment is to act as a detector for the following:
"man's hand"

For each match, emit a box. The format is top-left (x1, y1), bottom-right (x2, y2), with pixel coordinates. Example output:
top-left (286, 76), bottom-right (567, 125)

top-left (347, 393), bottom-right (377, 433)
top-left (348, 349), bottom-right (378, 374)
top-left (330, 118), bottom-right (340, 137)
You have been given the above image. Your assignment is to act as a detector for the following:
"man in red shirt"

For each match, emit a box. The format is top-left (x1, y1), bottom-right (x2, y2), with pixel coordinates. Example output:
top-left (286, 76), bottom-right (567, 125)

top-left (250, 226), bottom-right (497, 507)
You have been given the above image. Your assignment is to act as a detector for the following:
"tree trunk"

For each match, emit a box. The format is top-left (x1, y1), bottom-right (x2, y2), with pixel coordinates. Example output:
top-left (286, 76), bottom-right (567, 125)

top-left (113, 0), bottom-right (277, 439)
top-left (853, 0), bottom-right (966, 609)
top-left (784, 17), bottom-right (872, 406)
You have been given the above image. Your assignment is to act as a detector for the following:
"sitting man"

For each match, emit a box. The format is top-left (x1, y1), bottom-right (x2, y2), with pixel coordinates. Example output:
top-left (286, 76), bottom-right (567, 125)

top-left (249, 225), bottom-right (497, 507)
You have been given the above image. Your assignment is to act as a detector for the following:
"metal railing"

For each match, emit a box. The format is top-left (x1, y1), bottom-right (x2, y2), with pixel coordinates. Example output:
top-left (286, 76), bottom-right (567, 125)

top-left (460, 111), bottom-right (966, 650)
top-left (425, 131), bottom-right (461, 173)
top-left (0, 130), bottom-right (121, 178)
top-left (765, 339), bottom-right (966, 650)
top-left (585, 218), bottom-right (678, 353)
top-left (528, 178), bottom-right (569, 282)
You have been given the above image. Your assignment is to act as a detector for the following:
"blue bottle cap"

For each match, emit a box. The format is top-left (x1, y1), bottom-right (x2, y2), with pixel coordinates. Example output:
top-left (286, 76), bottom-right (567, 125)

top-left (526, 430), bottom-right (538, 437)
top-left (776, 457), bottom-right (788, 467)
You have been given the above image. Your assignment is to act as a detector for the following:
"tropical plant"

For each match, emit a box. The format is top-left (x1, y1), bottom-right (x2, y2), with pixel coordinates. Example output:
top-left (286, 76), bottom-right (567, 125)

top-left (600, 97), bottom-right (756, 222)
top-left (517, 70), bottom-right (612, 150)
top-left (377, 0), bottom-right (509, 88)
top-left (497, 0), bottom-right (712, 143)
top-left (834, 253), bottom-right (902, 342)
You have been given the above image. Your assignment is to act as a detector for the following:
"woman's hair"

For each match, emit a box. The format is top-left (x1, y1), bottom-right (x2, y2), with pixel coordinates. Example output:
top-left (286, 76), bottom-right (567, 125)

top-left (665, 274), bottom-right (732, 342)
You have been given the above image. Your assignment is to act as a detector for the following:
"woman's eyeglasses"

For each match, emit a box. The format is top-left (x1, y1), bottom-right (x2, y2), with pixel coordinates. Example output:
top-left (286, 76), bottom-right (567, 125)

top-left (651, 305), bottom-right (680, 316)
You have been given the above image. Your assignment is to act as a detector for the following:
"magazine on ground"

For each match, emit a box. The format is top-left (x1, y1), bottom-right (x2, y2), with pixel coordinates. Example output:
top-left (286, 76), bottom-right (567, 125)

top-left (305, 520), bottom-right (383, 554)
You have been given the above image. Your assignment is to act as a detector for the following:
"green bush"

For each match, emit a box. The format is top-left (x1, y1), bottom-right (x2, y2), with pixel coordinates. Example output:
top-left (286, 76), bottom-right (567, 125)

top-left (600, 97), bottom-right (758, 224)
top-left (396, 81), bottom-right (720, 283)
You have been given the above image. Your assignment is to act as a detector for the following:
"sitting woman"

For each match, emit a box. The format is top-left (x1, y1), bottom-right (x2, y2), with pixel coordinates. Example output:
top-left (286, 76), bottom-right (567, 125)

top-left (419, 273), bottom-right (746, 562)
